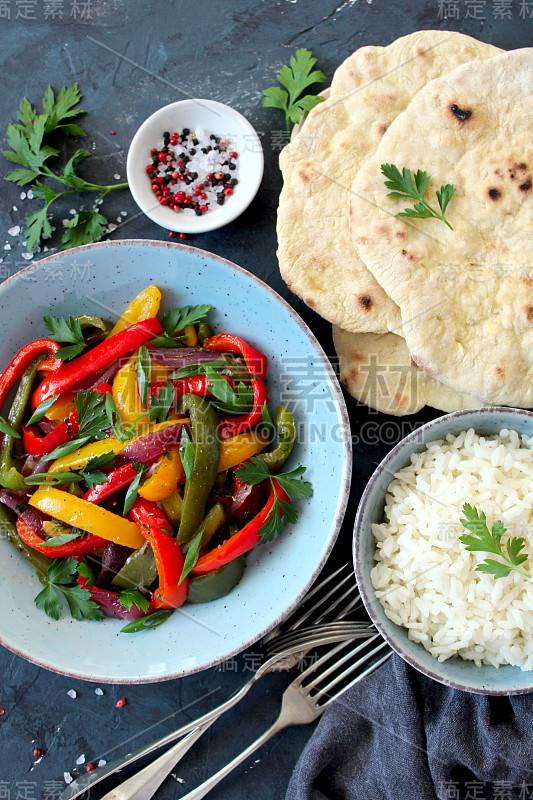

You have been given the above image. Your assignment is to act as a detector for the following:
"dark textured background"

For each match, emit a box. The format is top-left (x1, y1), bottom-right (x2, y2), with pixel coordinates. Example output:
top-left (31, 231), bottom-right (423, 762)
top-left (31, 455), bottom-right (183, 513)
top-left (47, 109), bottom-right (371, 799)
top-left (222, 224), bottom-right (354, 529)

top-left (0, 2), bottom-right (531, 798)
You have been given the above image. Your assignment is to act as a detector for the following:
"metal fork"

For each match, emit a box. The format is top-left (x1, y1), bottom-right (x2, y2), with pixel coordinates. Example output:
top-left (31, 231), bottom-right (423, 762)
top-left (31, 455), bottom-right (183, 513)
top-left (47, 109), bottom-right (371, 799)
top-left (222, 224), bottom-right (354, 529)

top-left (178, 636), bottom-right (392, 800)
top-left (61, 564), bottom-right (364, 800)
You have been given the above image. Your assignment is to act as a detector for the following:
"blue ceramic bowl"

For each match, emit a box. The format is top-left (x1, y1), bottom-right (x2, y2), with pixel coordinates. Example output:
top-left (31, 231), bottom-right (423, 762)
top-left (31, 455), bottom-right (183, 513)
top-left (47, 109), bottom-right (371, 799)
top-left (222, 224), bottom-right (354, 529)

top-left (354, 407), bottom-right (533, 695)
top-left (0, 240), bottom-right (351, 683)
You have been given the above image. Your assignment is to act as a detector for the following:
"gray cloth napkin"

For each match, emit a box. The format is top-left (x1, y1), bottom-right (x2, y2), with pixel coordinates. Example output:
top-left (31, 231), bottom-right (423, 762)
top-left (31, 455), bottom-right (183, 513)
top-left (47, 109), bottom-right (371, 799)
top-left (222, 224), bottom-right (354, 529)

top-left (286, 655), bottom-right (533, 800)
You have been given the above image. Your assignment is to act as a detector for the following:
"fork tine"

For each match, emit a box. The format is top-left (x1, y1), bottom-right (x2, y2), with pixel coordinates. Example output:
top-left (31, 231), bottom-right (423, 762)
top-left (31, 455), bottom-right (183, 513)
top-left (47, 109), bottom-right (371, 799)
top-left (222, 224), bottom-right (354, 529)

top-left (284, 564), bottom-right (353, 630)
top-left (266, 623), bottom-right (374, 655)
top-left (312, 640), bottom-right (390, 702)
top-left (337, 650), bottom-right (393, 696)
top-left (316, 584), bottom-right (361, 623)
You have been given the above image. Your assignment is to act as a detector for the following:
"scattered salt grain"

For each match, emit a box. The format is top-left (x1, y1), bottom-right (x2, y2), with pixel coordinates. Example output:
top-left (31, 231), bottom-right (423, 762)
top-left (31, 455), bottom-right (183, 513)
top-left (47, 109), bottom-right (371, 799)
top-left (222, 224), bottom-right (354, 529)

top-left (106, 223), bottom-right (117, 233)
top-left (27, 189), bottom-right (34, 199)
top-left (95, 688), bottom-right (104, 696)
top-left (76, 754), bottom-right (86, 766)
top-left (12, 206), bottom-right (18, 212)
top-left (21, 252), bottom-right (34, 260)
top-left (113, 174), bottom-right (121, 180)
top-left (121, 211), bottom-right (127, 216)
top-left (171, 774), bottom-right (185, 784)
top-left (97, 759), bottom-right (107, 767)
top-left (8, 226), bottom-right (20, 237)
top-left (4, 244), bottom-right (11, 251)
top-left (67, 689), bottom-right (77, 699)
top-left (69, 209), bottom-right (76, 215)
top-left (64, 772), bottom-right (73, 785)
top-left (20, 192), bottom-right (26, 200)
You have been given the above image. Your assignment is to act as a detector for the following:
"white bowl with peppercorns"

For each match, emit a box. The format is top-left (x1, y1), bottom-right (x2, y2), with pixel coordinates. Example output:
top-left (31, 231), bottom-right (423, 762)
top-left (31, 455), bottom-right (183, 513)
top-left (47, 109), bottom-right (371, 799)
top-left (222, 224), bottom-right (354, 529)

top-left (127, 99), bottom-right (264, 234)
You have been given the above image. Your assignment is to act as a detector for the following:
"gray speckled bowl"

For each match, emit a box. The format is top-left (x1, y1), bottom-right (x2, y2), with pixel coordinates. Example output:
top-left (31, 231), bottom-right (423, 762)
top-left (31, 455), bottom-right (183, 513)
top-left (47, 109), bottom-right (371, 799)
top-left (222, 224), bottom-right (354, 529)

top-left (354, 407), bottom-right (533, 695)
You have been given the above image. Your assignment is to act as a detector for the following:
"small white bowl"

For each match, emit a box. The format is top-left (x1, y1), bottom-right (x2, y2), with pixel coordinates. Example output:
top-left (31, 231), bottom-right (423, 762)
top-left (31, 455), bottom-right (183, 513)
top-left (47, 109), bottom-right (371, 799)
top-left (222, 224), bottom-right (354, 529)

top-left (126, 99), bottom-right (264, 233)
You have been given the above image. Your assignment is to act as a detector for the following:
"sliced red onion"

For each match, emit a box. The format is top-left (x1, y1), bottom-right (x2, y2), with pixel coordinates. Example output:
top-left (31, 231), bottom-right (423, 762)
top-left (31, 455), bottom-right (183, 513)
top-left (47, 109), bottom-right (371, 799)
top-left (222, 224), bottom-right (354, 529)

top-left (96, 542), bottom-right (132, 588)
top-left (121, 423), bottom-right (184, 462)
top-left (0, 490), bottom-right (47, 537)
top-left (85, 360), bottom-right (119, 390)
top-left (147, 346), bottom-right (232, 369)
top-left (86, 586), bottom-right (148, 621)
top-left (38, 420), bottom-right (56, 435)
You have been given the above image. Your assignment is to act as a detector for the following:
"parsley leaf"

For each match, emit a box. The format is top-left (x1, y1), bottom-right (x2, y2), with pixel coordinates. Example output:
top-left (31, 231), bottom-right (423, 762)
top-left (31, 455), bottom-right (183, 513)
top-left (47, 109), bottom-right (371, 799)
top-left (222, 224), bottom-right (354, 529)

top-left (235, 457), bottom-right (313, 543)
top-left (41, 531), bottom-right (83, 547)
top-left (3, 83), bottom-right (128, 251)
top-left (77, 559), bottom-right (96, 585)
top-left (34, 557), bottom-right (104, 622)
top-left (43, 315), bottom-right (86, 361)
top-left (150, 304), bottom-right (210, 348)
top-left (459, 503), bottom-right (532, 580)
top-left (119, 589), bottom-right (149, 613)
top-left (381, 163), bottom-right (455, 230)
top-left (75, 390), bottom-right (108, 440)
top-left (137, 344), bottom-right (152, 407)
top-left (262, 49), bottom-right (325, 136)
top-left (179, 529), bottom-right (203, 585)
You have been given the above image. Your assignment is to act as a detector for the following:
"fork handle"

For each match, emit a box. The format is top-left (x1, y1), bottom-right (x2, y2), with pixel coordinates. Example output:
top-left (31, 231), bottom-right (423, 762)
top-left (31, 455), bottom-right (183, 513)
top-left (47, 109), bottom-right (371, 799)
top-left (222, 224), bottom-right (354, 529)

top-left (178, 717), bottom-right (290, 800)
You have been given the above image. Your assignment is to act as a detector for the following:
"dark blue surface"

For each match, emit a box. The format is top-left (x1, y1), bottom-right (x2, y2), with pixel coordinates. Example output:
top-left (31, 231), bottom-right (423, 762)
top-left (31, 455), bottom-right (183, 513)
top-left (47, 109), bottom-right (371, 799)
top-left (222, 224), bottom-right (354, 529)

top-left (0, 2), bottom-right (531, 798)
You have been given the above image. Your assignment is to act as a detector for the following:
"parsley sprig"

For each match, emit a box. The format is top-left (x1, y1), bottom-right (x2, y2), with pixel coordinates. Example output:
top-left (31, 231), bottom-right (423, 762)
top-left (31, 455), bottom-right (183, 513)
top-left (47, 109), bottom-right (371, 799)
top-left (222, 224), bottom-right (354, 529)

top-left (24, 451), bottom-right (116, 489)
top-left (263, 49), bottom-right (325, 137)
top-left (34, 557), bottom-right (104, 621)
top-left (169, 359), bottom-right (253, 415)
top-left (236, 457), bottom-right (313, 543)
top-left (150, 305), bottom-right (211, 348)
top-left (459, 503), bottom-right (532, 580)
top-left (43, 315), bottom-right (87, 361)
top-left (3, 83), bottom-right (128, 251)
top-left (381, 164), bottom-right (455, 230)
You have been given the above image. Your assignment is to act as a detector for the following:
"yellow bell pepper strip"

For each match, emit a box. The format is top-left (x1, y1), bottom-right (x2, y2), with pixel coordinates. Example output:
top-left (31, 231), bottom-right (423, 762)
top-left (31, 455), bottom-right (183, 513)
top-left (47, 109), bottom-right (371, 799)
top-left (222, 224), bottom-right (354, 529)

top-left (32, 318), bottom-right (163, 407)
top-left (48, 421), bottom-right (188, 474)
top-left (217, 431), bottom-right (268, 473)
top-left (49, 437), bottom-right (124, 473)
top-left (108, 285), bottom-right (162, 338)
top-left (112, 353), bottom-right (144, 425)
top-left (28, 486), bottom-right (145, 549)
top-left (45, 392), bottom-right (77, 421)
top-left (183, 325), bottom-right (198, 347)
top-left (138, 446), bottom-right (183, 501)
top-left (130, 498), bottom-right (188, 609)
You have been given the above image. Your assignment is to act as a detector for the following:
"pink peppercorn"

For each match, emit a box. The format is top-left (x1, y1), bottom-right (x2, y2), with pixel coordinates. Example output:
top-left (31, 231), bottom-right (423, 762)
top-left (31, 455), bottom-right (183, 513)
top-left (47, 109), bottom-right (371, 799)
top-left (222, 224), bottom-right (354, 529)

top-left (169, 231), bottom-right (177, 238)
top-left (115, 697), bottom-right (127, 709)
top-left (86, 763), bottom-right (96, 773)
top-left (179, 233), bottom-right (186, 239)
top-left (229, 151), bottom-right (237, 159)
top-left (145, 165), bottom-right (155, 174)
top-left (199, 204), bottom-right (208, 212)
top-left (158, 152), bottom-right (167, 162)
top-left (223, 187), bottom-right (233, 196)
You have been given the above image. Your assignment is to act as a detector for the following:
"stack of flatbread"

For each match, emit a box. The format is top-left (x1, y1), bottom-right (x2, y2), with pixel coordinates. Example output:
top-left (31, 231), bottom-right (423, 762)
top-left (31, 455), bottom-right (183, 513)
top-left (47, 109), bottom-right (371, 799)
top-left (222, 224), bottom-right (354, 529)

top-left (277, 31), bottom-right (533, 415)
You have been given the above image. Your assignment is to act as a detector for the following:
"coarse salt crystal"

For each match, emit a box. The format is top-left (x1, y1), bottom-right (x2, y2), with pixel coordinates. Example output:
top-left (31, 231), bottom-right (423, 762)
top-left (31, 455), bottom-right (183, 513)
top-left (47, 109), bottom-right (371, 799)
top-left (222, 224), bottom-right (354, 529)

top-left (20, 192), bottom-right (26, 200)
top-left (121, 211), bottom-right (127, 216)
top-left (67, 689), bottom-right (77, 699)
top-left (21, 252), bottom-right (34, 260)
top-left (4, 244), bottom-right (11, 251)
top-left (70, 209), bottom-right (76, 215)
top-left (12, 206), bottom-right (17, 212)
top-left (76, 754), bottom-right (86, 765)
top-left (114, 174), bottom-right (121, 180)
top-left (95, 688), bottom-right (104, 696)
top-left (8, 226), bottom-right (20, 237)
top-left (64, 772), bottom-right (73, 785)
top-left (98, 759), bottom-right (107, 767)
top-left (27, 189), bottom-right (34, 199)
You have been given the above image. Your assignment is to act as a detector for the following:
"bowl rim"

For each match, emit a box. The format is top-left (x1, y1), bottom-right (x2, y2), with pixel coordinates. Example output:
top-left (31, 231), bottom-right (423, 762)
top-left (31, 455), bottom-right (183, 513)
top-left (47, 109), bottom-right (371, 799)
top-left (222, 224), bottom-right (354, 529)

top-left (126, 98), bottom-right (264, 233)
top-left (0, 238), bottom-right (352, 683)
top-left (353, 405), bottom-right (533, 696)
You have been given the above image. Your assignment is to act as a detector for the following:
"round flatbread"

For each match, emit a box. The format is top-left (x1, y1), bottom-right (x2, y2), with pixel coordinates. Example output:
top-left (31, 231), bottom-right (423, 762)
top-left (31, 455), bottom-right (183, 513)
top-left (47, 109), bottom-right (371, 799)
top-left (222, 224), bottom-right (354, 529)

top-left (350, 48), bottom-right (533, 406)
top-left (277, 30), bottom-right (502, 334)
top-left (333, 326), bottom-right (485, 416)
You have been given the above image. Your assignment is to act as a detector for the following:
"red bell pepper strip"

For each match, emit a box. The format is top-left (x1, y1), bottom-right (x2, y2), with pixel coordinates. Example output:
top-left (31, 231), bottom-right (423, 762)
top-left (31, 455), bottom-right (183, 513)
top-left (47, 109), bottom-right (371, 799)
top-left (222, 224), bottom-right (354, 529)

top-left (38, 355), bottom-right (63, 373)
top-left (129, 498), bottom-right (188, 609)
top-left (16, 517), bottom-right (107, 557)
top-left (203, 333), bottom-right (268, 381)
top-left (32, 317), bottom-right (163, 407)
top-left (191, 480), bottom-right (288, 575)
top-left (203, 334), bottom-right (268, 440)
top-left (83, 462), bottom-right (138, 504)
top-left (149, 374), bottom-right (234, 406)
top-left (95, 381), bottom-right (113, 397)
top-left (22, 411), bottom-right (79, 456)
top-left (0, 340), bottom-right (60, 421)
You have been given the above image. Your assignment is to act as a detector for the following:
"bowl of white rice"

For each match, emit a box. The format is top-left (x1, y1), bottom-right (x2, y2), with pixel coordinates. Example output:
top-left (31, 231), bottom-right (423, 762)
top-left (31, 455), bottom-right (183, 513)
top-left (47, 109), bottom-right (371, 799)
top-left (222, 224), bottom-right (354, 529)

top-left (354, 407), bottom-right (533, 694)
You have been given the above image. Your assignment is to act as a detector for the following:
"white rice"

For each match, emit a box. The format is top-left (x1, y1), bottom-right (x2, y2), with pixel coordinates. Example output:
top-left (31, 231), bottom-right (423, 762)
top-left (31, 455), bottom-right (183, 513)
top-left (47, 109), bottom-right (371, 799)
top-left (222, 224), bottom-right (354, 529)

top-left (371, 427), bottom-right (533, 670)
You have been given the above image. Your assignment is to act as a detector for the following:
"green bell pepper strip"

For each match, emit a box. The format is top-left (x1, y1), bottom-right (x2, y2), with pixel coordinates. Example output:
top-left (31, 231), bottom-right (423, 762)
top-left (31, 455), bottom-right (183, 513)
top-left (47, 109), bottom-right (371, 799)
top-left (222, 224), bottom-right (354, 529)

top-left (176, 394), bottom-right (221, 545)
top-left (182, 502), bottom-right (226, 554)
top-left (259, 405), bottom-right (296, 473)
top-left (112, 540), bottom-right (158, 591)
top-left (196, 323), bottom-right (214, 345)
top-left (187, 556), bottom-right (245, 604)
top-left (0, 356), bottom-right (44, 491)
top-left (0, 504), bottom-right (51, 580)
